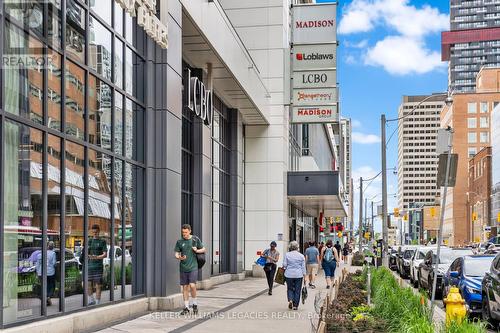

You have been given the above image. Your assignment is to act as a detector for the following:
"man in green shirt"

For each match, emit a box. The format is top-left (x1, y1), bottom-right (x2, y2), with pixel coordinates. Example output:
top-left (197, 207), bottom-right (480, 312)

top-left (88, 224), bottom-right (107, 305)
top-left (174, 224), bottom-right (205, 315)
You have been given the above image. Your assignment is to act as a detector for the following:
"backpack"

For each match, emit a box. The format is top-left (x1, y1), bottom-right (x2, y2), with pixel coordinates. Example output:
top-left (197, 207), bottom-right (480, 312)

top-left (324, 247), bottom-right (334, 262)
top-left (192, 236), bottom-right (206, 269)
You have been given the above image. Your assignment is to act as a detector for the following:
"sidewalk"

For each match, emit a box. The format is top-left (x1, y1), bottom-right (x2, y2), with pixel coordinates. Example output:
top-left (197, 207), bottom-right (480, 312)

top-left (97, 260), bottom-right (356, 333)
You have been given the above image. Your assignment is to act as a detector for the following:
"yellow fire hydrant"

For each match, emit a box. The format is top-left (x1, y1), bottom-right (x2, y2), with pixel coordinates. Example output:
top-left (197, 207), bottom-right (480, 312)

top-left (443, 287), bottom-right (466, 325)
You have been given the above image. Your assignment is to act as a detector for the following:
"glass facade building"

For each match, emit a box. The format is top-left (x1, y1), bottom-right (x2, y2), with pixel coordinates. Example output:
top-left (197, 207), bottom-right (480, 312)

top-left (1, 0), bottom-right (146, 326)
top-left (443, 0), bottom-right (500, 92)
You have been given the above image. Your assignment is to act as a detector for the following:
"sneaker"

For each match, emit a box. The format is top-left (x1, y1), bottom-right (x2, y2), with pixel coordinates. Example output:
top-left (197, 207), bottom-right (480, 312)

top-left (95, 299), bottom-right (100, 305)
top-left (310, 284), bottom-right (316, 289)
top-left (292, 306), bottom-right (298, 311)
top-left (326, 285), bottom-right (330, 289)
top-left (88, 300), bottom-right (96, 306)
top-left (192, 305), bottom-right (198, 315)
top-left (288, 301), bottom-right (293, 309)
top-left (46, 298), bottom-right (52, 306)
top-left (180, 307), bottom-right (190, 315)
top-left (308, 282), bottom-right (312, 287)
top-left (268, 290), bottom-right (272, 295)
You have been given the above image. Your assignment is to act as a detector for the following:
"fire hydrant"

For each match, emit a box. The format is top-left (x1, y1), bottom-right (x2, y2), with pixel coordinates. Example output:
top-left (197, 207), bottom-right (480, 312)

top-left (443, 287), bottom-right (466, 325)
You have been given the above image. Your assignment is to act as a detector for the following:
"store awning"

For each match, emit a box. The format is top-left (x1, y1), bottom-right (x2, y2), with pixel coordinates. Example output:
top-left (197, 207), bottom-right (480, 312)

top-left (287, 171), bottom-right (347, 218)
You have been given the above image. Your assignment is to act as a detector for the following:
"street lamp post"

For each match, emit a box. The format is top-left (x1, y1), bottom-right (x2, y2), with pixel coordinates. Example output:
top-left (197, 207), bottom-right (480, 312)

top-left (381, 93), bottom-right (453, 264)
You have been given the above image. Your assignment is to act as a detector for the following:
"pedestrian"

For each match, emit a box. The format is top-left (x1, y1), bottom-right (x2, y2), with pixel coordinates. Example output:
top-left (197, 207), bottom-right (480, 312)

top-left (88, 224), bottom-right (107, 305)
top-left (261, 241), bottom-right (280, 295)
top-left (34, 241), bottom-right (57, 306)
top-left (334, 241), bottom-right (342, 261)
top-left (304, 241), bottom-right (319, 288)
top-left (320, 240), bottom-right (340, 289)
top-left (318, 242), bottom-right (325, 256)
top-left (174, 224), bottom-right (206, 315)
top-left (342, 243), bottom-right (349, 262)
top-left (283, 241), bottom-right (306, 310)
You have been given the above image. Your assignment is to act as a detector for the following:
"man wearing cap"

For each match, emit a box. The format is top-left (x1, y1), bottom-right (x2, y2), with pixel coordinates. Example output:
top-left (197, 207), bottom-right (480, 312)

top-left (261, 241), bottom-right (280, 295)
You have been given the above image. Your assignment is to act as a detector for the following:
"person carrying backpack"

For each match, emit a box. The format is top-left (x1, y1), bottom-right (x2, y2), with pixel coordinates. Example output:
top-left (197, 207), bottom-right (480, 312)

top-left (320, 240), bottom-right (340, 289)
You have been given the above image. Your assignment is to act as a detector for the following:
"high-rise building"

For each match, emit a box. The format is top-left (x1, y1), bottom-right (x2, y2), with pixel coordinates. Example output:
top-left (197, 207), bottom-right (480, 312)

top-left (397, 95), bottom-right (445, 243)
top-left (442, 0), bottom-right (500, 92)
top-left (441, 67), bottom-right (497, 245)
top-left (492, 100), bottom-right (500, 230)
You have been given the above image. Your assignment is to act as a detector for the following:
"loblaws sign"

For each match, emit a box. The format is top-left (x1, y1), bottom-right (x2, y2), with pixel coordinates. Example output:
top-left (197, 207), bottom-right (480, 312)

top-left (292, 44), bottom-right (336, 70)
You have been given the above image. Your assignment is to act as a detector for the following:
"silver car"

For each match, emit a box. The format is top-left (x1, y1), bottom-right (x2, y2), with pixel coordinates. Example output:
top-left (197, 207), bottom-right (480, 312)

top-left (410, 246), bottom-right (441, 287)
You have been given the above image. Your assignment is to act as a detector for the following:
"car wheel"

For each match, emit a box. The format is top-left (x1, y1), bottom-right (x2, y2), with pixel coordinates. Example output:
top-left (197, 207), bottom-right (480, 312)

top-left (482, 294), bottom-right (498, 328)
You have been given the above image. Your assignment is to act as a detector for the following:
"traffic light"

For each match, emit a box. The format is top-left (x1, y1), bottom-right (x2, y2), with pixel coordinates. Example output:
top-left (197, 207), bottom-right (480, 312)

top-left (337, 231), bottom-right (342, 238)
top-left (497, 212), bottom-right (500, 223)
top-left (403, 214), bottom-right (408, 221)
top-left (430, 207), bottom-right (436, 218)
top-left (364, 232), bottom-right (370, 240)
top-left (393, 208), bottom-right (400, 217)
top-left (472, 212), bottom-right (477, 222)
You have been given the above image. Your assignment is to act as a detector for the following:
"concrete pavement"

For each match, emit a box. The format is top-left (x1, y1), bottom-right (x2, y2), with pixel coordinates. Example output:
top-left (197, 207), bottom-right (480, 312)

top-left (97, 260), bottom-right (353, 333)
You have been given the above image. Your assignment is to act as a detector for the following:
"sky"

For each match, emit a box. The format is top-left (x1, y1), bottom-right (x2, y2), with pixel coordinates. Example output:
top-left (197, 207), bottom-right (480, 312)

top-left (316, 0), bottom-right (450, 234)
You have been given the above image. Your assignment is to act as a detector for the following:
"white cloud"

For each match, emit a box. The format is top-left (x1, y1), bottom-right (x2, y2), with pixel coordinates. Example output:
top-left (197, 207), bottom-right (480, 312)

top-left (345, 54), bottom-right (357, 65)
top-left (344, 39), bottom-right (369, 49)
top-left (338, 0), bottom-right (448, 37)
top-left (352, 132), bottom-right (381, 144)
top-left (338, 0), bottom-right (447, 75)
top-left (352, 119), bottom-right (362, 128)
top-left (364, 36), bottom-right (445, 75)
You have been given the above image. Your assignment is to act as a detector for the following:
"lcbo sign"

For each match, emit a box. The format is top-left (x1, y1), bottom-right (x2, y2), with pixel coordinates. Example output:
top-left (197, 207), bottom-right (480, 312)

top-left (184, 69), bottom-right (213, 126)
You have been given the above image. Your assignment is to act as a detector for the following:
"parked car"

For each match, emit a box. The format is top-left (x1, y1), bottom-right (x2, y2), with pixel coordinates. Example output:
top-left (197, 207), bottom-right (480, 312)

top-left (389, 248), bottom-right (398, 271)
top-left (399, 248), bottom-right (417, 279)
top-left (418, 248), bottom-right (474, 299)
top-left (103, 245), bottom-right (132, 269)
top-left (443, 255), bottom-right (495, 316)
top-left (397, 245), bottom-right (417, 275)
top-left (410, 246), bottom-right (439, 287)
top-left (482, 252), bottom-right (500, 325)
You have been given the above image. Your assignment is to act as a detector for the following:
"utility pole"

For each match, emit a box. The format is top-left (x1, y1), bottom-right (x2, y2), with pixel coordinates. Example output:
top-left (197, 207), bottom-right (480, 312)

top-left (364, 197), bottom-right (368, 242)
top-left (381, 114), bottom-right (388, 263)
top-left (371, 201), bottom-right (374, 242)
top-left (359, 177), bottom-right (363, 251)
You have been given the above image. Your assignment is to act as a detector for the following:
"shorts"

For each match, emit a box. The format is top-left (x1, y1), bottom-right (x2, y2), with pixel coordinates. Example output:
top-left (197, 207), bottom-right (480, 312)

top-left (88, 268), bottom-right (103, 283)
top-left (306, 263), bottom-right (319, 275)
top-left (180, 270), bottom-right (198, 285)
top-left (322, 260), bottom-right (337, 278)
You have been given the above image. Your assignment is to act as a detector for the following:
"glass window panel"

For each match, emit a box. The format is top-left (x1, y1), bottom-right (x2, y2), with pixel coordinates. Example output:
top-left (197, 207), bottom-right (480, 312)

top-left (90, 0), bottom-right (112, 26)
top-left (467, 118), bottom-right (477, 128)
top-left (125, 48), bottom-right (133, 95)
top-left (468, 132), bottom-right (477, 143)
top-left (480, 132), bottom-right (489, 143)
top-left (114, 2), bottom-right (124, 36)
top-left (468, 102), bottom-right (477, 114)
top-left (212, 202), bottom-right (220, 275)
top-left (87, 149), bottom-right (112, 305)
top-left (48, 49), bottom-right (62, 131)
top-left (480, 117), bottom-right (489, 128)
top-left (89, 16), bottom-right (112, 81)
top-left (3, 21), bottom-right (44, 124)
top-left (125, 99), bottom-right (144, 162)
top-left (480, 102), bottom-right (488, 113)
top-left (113, 160), bottom-right (124, 299)
top-left (125, 48), bottom-right (144, 101)
top-left (64, 141), bottom-right (85, 311)
top-left (125, 13), bottom-right (133, 44)
top-left (47, 135), bottom-right (62, 315)
top-left (114, 38), bottom-right (124, 89)
top-left (3, 122), bottom-right (43, 324)
top-left (65, 60), bottom-right (85, 140)
top-left (114, 92), bottom-right (124, 155)
top-left (125, 163), bottom-right (143, 296)
top-left (5, 1), bottom-right (44, 37)
top-left (88, 75), bottom-right (112, 150)
top-left (48, 0), bottom-right (62, 49)
top-left (66, 0), bottom-right (86, 63)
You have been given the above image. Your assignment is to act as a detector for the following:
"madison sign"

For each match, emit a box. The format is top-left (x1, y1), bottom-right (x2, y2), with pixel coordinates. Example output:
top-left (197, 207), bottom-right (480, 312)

top-left (116, 0), bottom-right (168, 48)
top-left (291, 105), bottom-right (338, 124)
top-left (293, 4), bottom-right (337, 44)
top-left (293, 44), bottom-right (336, 70)
top-left (293, 87), bottom-right (337, 106)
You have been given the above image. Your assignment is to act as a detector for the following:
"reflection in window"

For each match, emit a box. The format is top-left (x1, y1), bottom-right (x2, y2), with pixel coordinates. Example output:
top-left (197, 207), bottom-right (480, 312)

top-left (125, 48), bottom-right (145, 101)
top-left (114, 1), bottom-right (124, 36)
top-left (3, 121), bottom-right (43, 324)
top-left (89, 16), bottom-right (112, 80)
top-left (115, 92), bottom-right (124, 155)
top-left (113, 160), bottom-right (124, 300)
top-left (5, 1), bottom-right (44, 36)
top-left (89, 76), bottom-right (112, 150)
top-left (3, 21), bottom-right (44, 124)
top-left (65, 61), bottom-right (85, 140)
top-left (48, 0), bottom-right (62, 49)
top-left (87, 149), bottom-right (112, 306)
top-left (125, 99), bottom-right (144, 162)
top-left (66, 0), bottom-right (86, 63)
top-left (48, 50), bottom-right (62, 131)
top-left (114, 38), bottom-right (124, 89)
top-left (90, 0), bottom-right (112, 26)
top-left (125, 163), bottom-right (142, 296)
top-left (64, 142), bottom-right (85, 311)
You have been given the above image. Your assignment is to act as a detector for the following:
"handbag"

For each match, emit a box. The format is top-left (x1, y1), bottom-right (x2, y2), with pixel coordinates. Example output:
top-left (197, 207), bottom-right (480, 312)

top-left (192, 236), bottom-right (206, 269)
top-left (301, 284), bottom-right (308, 304)
top-left (274, 267), bottom-right (285, 285)
top-left (256, 256), bottom-right (267, 267)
